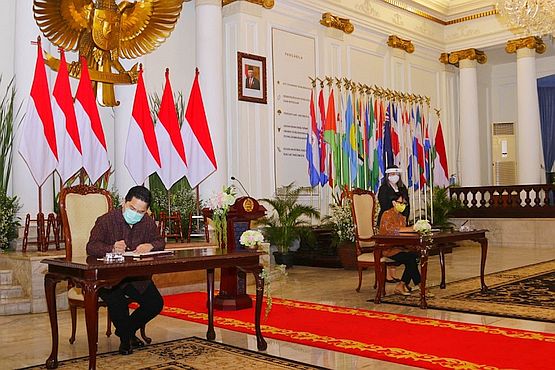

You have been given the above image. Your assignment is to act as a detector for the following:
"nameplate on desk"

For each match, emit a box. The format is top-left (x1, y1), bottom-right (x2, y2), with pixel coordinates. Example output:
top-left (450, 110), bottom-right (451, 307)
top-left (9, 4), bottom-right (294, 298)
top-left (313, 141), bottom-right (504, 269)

top-left (122, 250), bottom-right (174, 258)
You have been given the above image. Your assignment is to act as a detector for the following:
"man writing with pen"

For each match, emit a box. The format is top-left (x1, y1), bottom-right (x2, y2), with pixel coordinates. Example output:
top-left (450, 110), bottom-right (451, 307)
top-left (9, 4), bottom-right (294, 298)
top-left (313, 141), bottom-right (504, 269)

top-left (86, 185), bottom-right (165, 355)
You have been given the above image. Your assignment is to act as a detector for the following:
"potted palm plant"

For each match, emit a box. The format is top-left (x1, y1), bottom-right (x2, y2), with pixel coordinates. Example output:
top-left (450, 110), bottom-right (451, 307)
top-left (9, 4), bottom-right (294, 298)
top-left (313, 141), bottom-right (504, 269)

top-left (430, 186), bottom-right (462, 230)
top-left (259, 183), bottom-right (320, 267)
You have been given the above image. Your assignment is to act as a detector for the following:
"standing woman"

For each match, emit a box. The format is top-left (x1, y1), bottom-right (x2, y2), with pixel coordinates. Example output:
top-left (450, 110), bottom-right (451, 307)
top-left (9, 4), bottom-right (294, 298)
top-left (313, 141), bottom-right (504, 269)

top-left (377, 165), bottom-right (410, 227)
top-left (377, 165), bottom-right (410, 283)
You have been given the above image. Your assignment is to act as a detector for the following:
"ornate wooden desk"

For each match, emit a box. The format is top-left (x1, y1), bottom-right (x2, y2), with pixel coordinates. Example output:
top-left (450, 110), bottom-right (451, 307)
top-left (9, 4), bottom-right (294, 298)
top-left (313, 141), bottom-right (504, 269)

top-left (371, 230), bottom-right (488, 309)
top-left (42, 249), bottom-right (267, 370)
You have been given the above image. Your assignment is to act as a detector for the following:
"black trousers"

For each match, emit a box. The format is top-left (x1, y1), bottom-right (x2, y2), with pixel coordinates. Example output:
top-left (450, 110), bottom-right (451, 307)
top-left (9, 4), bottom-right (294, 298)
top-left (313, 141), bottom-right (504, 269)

top-left (389, 252), bottom-right (421, 286)
top-left (99, 280), bottom-right (163, 342)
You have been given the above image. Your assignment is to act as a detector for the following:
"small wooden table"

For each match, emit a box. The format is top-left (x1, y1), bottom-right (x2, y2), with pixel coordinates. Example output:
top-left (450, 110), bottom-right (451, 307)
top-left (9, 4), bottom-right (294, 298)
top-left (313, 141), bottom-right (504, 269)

top-left (42, 249), bottom-right (267, 370)
top-left (371, 230), bottom-right (488, 308)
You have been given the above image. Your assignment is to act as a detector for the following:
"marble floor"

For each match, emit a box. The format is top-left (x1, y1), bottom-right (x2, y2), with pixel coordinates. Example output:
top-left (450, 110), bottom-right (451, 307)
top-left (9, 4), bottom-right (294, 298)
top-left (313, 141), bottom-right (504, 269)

top-left (1, 244), bottom-right (554, 369)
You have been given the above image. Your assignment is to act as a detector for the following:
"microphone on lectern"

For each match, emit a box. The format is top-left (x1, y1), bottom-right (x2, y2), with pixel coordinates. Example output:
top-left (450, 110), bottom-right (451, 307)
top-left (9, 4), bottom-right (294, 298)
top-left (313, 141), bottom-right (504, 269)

top-left (231, 176), bottom-right (250, 197)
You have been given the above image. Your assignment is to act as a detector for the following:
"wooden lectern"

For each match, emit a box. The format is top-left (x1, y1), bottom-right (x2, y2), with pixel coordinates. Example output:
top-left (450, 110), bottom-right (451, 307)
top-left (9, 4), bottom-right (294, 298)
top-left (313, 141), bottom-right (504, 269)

top-left (202, 196), bottom-right (266, 310)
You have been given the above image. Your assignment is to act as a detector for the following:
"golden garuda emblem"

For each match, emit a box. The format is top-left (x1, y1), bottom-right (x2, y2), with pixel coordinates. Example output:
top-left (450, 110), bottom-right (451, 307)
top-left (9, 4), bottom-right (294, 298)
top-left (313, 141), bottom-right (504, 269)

top-left (34, 0), bottom-right (185, 106)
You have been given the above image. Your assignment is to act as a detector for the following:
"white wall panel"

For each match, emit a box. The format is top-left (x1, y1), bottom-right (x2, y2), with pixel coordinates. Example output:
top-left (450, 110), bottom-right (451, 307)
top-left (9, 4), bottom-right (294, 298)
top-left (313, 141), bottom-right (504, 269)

top-left (348, 47), bottom-right (386, 86)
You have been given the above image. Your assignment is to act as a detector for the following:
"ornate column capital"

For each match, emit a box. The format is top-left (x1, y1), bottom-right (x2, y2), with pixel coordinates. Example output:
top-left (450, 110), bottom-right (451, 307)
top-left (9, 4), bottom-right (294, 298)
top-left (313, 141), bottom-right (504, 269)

top-left (222, 0), bottom-right (274, 9)
top-left (320, 12), bottom-right (354, 34)
top-left (387, 35), bottom-right (414, 54)
top-left (505, 36), bottom-right (546, 55)
top-left (439, 48), bottom-right (487, 67)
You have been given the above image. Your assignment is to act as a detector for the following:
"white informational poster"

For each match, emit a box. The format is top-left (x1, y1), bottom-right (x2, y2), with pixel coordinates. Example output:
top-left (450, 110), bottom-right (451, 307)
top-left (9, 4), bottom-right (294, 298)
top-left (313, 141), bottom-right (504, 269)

top-left (272, 28), bottom-right (316, 189)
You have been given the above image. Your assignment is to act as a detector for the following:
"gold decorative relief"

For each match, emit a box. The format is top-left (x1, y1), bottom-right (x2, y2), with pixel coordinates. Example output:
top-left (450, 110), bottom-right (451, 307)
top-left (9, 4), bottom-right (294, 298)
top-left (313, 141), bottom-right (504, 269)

top-left (33, 0), bottom-right (184, 107)
top-left (222, 0), bottom-right (274, 9)
top-left (387, 35), bottom-right (414, 54)
top-left (439, 48), bottom-right (487, 67)
top-left (320, 12), bottom-right (354, 34)
top-left (505, 36), bottom-right (546, 55)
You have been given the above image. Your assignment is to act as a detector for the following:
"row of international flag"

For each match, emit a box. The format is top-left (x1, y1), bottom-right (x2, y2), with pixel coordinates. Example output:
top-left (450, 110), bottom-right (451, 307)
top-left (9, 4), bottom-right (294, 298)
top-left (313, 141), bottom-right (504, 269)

top-left (19, 37), bottom-right (217, 194)
top-left (305, 82), bottom-right (450, 192)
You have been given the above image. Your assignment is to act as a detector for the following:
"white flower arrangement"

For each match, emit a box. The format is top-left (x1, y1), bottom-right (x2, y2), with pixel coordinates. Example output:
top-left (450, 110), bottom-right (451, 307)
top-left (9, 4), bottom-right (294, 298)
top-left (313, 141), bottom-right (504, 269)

top-left (239, 229), bottom-right (264, 248)
top-left (207, 185), bottom-right (237, 248)
top-left (413, 219), bottom-right (432, 234)
top-left (328, 200), bottom-right (355, 242)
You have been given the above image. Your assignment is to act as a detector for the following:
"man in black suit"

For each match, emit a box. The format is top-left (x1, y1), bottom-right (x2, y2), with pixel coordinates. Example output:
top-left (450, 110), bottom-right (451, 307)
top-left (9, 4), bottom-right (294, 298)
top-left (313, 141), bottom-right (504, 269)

top-left (245, 67), bottom-right (260, 90)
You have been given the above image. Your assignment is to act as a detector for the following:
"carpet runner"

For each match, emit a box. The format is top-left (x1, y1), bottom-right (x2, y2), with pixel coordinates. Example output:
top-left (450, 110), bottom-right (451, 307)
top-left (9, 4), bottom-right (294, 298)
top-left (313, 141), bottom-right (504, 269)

top-left (381, 259), bottom-right (555, 323)
top-left (158, 292), bottom-right (555, 369)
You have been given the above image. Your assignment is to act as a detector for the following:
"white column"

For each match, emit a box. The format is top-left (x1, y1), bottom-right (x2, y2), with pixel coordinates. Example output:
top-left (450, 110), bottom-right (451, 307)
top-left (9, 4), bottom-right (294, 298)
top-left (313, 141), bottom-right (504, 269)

top-left (195, 0), bottom-right (227, 200)
top-left (516, 47), bottom-right (542, 184)
top-left (458, 59), bottom-right (481, 186)
top-left (12, 1), bottom-right (55, 215)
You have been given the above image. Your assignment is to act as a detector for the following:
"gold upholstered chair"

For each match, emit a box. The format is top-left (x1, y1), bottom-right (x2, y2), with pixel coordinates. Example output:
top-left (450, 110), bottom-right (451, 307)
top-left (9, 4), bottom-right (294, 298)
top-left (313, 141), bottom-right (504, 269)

top-left (349, 188), bottom-right (397, 293)
top-left (59, 184), bottom-right (113, 344)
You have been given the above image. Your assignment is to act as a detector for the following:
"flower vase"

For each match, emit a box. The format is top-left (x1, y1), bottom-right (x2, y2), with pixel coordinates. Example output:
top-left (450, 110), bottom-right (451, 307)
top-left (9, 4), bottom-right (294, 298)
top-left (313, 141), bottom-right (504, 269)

top-left (245, 243), bottom-right (260, 252)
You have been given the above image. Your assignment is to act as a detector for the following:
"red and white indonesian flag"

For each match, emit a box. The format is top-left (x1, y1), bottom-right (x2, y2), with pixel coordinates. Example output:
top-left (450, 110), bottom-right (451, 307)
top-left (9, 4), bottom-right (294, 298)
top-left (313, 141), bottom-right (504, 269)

top-left (125, 66), bottom-right (161, 185)
top-left (74, 57), bottom-right (109, 184)
top-left (433, 120), bottom-right (450, 187)
top-left (182, 69), bottom-right (217, 188)
top-left (155, 69), bottom-right (187, 190)
top-left (53, 50), bottom-right (82, 183)
top-left (19, 38), bottom-right (58, 186)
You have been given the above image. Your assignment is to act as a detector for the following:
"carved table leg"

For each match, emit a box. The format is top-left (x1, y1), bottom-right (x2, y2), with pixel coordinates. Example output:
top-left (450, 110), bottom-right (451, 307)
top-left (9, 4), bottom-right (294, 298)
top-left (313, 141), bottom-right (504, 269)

top-left (83, 283), bottom-right (99, 370)
top-left (252, 266), bottom-right (267, 351)
top-left (45, 273), bottom-right (60, 369)
top-left (478, 237), bottom-right (489, 292)
top-left (206, 268), bottom-right (216, 341)
top-left (419, 247), bottom-right (430, 309)
top-left (439, 247), bottom-right (446, 289)
top-left (373, 248), bottom-right (384, 304)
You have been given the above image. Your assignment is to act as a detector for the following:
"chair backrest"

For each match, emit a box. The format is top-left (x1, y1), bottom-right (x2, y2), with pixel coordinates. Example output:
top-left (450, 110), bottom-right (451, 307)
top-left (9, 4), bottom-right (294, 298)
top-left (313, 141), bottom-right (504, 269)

top-left (349, 188), bottom-right (377, 253)
top-left (59, 185), bottom-right (113, 259)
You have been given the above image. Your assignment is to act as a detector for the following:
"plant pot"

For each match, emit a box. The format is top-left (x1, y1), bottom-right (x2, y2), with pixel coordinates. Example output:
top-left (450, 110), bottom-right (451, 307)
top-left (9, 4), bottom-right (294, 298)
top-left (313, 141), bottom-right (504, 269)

top-left (337, 241), bottom-right (357, 270)
top-left (273, 252), bottom-right (295, 268)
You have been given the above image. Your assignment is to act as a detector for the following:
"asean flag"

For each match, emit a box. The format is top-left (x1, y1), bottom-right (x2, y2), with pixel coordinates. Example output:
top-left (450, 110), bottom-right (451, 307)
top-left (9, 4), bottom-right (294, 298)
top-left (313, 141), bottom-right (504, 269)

top-left (74, 57), bottom-right (109, 184)
top-left (19, 37), bottom-right (58, 186)
top-left (182, 69), bottom-right (217, 189)
top-left (125, 65), bottom-right (161, 185)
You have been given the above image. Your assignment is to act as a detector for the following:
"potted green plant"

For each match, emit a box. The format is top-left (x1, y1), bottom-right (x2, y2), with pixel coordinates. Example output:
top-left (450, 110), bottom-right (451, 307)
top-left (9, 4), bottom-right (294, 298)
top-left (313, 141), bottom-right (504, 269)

top-left (0, 76), bottom-right (21, 251)
top-left (429, 186), bottom-right (462, 230)
top-left (0, 193), bottom-right (21, 251)
top-left (259, 183), bottom-right (320, 267)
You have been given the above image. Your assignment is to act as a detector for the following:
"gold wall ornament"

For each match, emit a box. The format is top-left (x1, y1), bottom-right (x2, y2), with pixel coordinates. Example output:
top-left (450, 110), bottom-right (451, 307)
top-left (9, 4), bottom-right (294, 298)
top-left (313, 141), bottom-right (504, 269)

top-left (320, 12), bottom-right (354, 34)
top-left (505, 36), bottom-right (547, 54)
top-left (387, 35), bottom-right (415, 54)
top-left (33, 0), bottom-right (185, 107)
top-left (222, 0), bottom-right (274, 8)
top-left (439, 48), bottom-right (487, 67)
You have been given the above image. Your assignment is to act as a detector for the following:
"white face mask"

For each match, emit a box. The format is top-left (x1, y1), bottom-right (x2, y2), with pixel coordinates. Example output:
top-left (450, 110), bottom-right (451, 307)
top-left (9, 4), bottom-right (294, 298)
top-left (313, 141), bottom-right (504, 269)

top-left (388, 174), bottom-right (400, 184)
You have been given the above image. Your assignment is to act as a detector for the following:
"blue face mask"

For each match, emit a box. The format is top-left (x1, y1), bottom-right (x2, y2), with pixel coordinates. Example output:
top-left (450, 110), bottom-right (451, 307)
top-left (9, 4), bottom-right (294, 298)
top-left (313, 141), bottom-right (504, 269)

top-left (123, 208), bottom-right (144, 225)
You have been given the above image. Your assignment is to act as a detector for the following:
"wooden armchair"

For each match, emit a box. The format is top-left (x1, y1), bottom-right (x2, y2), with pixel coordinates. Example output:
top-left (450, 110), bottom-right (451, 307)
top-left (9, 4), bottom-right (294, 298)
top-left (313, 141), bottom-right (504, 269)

top-left (349, 188), bottom-right (397, 293)
top-left (59, 184), bottom-right (113, 344)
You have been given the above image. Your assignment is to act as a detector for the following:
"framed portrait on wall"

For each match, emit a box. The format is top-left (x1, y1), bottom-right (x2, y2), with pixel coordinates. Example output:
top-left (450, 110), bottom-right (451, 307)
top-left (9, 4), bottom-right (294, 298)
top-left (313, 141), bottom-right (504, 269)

top-left (238, 52), bottom-right (267, 104)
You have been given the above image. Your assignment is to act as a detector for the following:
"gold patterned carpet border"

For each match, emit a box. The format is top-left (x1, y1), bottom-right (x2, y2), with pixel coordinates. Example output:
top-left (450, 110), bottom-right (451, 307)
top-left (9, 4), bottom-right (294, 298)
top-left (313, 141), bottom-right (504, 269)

top-left (381, 259), bottom-right (555, 322)
top-left (20, 337), bottom-right (328, 370)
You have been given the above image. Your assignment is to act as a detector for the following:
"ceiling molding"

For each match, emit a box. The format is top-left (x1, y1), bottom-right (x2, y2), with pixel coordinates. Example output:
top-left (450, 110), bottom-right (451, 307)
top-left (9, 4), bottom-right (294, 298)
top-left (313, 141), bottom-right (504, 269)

top-left (381, 0), bottom-right (497, 25)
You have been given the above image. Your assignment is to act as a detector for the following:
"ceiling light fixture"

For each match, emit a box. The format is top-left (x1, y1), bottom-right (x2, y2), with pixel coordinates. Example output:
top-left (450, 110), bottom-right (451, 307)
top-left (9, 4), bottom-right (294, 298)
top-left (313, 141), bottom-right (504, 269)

top-left (496, 0), bottom-right (555, 36)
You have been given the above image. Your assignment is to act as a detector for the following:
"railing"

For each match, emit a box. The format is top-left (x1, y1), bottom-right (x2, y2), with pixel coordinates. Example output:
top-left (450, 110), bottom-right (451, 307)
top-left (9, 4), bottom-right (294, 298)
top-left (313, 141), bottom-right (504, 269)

top-left (449, 184), bottom-right (555, 218)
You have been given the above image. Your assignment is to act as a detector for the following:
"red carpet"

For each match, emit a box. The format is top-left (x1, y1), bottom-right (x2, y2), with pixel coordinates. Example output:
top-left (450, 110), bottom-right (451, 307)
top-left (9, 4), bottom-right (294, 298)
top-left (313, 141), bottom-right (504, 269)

top-left (156, 292), bottom-right (555, 369)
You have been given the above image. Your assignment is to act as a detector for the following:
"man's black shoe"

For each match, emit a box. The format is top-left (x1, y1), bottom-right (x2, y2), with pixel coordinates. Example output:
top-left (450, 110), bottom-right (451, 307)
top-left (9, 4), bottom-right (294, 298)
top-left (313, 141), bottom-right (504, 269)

top-left (119, 340), bottom-right (133, 355)
top-left (130, 336), bottom-right (145, 349)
